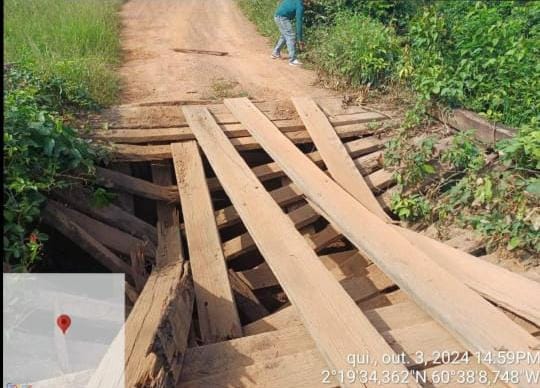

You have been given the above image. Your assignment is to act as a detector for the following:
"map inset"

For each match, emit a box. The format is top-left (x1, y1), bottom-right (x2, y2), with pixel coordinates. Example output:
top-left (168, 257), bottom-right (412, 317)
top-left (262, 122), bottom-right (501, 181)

top-left (3, 274), bottom-right (125, 387)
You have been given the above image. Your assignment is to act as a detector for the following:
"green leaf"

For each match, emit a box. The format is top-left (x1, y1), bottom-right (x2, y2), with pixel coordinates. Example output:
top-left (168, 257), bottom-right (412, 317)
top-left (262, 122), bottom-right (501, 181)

top-left (507, 236), bottom-right (521, 250)
top-left (525, 180), bottom-right (540, 197)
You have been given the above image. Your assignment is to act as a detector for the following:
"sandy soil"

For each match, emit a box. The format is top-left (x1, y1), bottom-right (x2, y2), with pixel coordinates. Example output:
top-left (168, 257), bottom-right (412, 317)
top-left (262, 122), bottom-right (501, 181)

top-left (119, 0), bottom-right (332, 104)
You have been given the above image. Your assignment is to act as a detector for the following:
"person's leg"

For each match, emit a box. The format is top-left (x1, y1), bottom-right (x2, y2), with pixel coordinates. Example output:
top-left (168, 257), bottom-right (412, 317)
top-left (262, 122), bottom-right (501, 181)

top-left (272, 16), bottom-right (286, 57)
top-left (272, 35), bottom-right (285, 57)
top-left (274, 16), bottom-right (296, 62)
top-left (280, 18), bottom-right (296, 62)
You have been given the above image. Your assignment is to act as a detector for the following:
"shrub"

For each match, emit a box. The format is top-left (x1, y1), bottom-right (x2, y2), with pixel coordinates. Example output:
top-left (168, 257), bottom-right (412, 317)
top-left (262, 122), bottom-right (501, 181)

top-left (309, 12), bottom-right (401, 87)
top-left (403, 1), bottom-right (540, 128)
top-left (3, 66), bottom-right (104, 271)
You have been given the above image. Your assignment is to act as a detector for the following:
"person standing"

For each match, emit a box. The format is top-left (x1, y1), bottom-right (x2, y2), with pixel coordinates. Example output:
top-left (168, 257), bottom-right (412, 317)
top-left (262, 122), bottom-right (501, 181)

top-left (271, 0), bottom-right (305, 66)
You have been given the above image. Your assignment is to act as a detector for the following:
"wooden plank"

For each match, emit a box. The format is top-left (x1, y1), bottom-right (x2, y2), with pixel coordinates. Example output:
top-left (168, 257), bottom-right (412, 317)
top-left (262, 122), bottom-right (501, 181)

top-left (184, 302), bottom-right (477, 387)
top-left (123, 261), bottom-right (194, 387)
top-left (293, 97), bottom-right (389, 221)
top-left (207, 135), bottom-right (385, 191)
top-left (172, 141), bottom-right (242, 343)
top-left (57, 202), bottom-right (155, 259)
top-left (96, 166), bottom-right (178, 203)
top-left (173, 47), bottom-right (228, 56)
top-left (43, 200), bottom-right (133, 275)
top-left (398, 228), bottom-right (540, 326)
top-left (110, 124), bottom-right (387, 161)
top-left (228, 269), bottom-right (269, 322)
top-left (184, 106), bottom-right (417, 387)
top-left (224, 97), bottom-right (540, 384)
top-left (151, 162), bottom-right (183, 267)
top-left (296, 104), bottom-right (540, 326)
top-left (53, 185), bottom-right (158, 244)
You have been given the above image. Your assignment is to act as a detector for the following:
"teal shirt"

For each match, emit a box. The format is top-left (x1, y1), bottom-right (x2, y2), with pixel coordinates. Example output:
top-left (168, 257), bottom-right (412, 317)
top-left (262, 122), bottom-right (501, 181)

top-left (275, 0), bottom-right (304, 41)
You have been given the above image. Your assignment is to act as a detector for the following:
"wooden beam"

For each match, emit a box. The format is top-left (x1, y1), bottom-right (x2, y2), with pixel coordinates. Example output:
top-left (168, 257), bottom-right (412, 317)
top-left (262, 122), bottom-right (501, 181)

top-left (96, 166), bottom-right (178, 203)
top-left (53, 186), bottom-right (158, 244)
top-left (151, 162), bottom-right (184, 267)
top-left (293, 97), bottom-right (390, 220)
top-left (56, 202), bottom-right (155, 259)
top-left (293, 98), bottom-right (540, 327)
top-left (183, 105), bottom-right (417, 387)
top-left (43, 200), bottom-right (133, 275)
top-left (399, 228), bottom-right (540, 326)
top-left (172, 141), bottom-right (242, 343)
top-left (110, 124), bottom-right (386, 161)
top-left (123, 261), bottom-right (194, 387)
top-left (224, 97), bottom-right (540, 384)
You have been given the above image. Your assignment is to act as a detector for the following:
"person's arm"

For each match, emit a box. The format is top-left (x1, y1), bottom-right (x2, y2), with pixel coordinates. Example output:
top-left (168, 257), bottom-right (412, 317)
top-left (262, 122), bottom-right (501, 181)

top-left (296, 1), bottom-right (304, 42)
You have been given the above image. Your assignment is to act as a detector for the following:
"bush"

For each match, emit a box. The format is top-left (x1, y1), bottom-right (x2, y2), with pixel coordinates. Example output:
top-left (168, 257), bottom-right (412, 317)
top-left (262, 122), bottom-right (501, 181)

top-left (4, 0), bottom-right (123, 105)
top-left (3, 66), bottom-right (104, 271)
top-left (309, 12), bottom-right (401, 87)
top-left (403, 1), bottom-right (540, 127)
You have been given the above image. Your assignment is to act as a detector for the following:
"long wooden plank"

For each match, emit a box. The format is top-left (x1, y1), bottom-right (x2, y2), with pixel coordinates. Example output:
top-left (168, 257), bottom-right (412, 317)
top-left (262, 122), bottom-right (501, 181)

top-left (96, 166), bottom-right (178, 203)
top-left (152, 162), bottom-right (183, 267)
top-left (43, 200), bottom-right (133, 275)
top-left (92, 117), bottom-right (389, 144)
top-left (53, 186), bottom-right (158, 244)
top-left (293, 97), bottom-right (390, 220)
top-left (296, 98), bottom-right (540, 326)
top-left (111, 124), bottom-right (386, 161)
top-left (224, 97), bottom-right (540, 385)
top-left (57, 202), bottom-right (155, 259)
top-left (184, 106), bottom-right (417, 388)
top-left (172, 141), bottom-right (242, 343)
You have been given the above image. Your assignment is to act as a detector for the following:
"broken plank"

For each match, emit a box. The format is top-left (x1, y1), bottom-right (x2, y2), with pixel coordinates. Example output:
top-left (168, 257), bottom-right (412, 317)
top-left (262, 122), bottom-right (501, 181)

top-left (96, 166), bottom-right (178, 203)
top-left (151, 162), bottom-right (184, 267)
top-left (293, 97), bottom-right (390, 221)
top-left (224, 97), bottom-right (540, 384)
top-left (184, 105), bottom-right (418, 387)
top-left (172, 141), bottom-right (241, 343)
top-left (53, 185), bottom-right (157, 244)
top-left (43, 200), bottom-right (133, 275)
top-left (122, 261), bottom-right (194, 387)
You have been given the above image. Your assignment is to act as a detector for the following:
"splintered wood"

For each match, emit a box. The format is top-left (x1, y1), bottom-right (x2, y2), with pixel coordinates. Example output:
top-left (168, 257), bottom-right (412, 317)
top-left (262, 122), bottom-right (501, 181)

top-left (76, 96), bottom-right (540, 388)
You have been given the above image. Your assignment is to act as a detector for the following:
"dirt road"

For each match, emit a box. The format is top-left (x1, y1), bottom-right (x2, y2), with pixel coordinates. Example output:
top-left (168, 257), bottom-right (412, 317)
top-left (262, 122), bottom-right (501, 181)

top-left (119, 0), bottom-right (331, 104)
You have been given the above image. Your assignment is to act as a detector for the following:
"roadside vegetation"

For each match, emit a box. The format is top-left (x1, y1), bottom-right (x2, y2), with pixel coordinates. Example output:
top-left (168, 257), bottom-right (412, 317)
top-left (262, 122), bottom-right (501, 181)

top-left (4, 0), bottom-right (123, 271)
top-left (238, 0), bottom-right (539, 258)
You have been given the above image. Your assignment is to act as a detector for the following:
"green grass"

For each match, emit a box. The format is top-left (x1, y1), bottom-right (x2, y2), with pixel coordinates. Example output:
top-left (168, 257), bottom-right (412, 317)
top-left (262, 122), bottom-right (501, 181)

top-left (4, 0), bottom-right (123, 105)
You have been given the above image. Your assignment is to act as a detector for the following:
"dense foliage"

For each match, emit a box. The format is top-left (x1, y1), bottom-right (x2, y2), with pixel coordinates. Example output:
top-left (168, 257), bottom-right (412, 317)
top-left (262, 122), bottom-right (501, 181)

top-left (238, 0), bottom-right (539, 256)
top-left (3, 66), bottom-right (104, 271)
top-left (4, 0), bottom-right (123, 105)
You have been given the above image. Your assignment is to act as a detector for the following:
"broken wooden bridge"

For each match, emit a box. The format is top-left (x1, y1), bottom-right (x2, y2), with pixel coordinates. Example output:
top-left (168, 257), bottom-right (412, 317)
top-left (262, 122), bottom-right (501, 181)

top-left (46, 96), bottom-right (540, 387)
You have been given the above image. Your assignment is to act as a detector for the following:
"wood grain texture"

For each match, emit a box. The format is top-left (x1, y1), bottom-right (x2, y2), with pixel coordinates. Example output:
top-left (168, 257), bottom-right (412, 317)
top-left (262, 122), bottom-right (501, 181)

top-left (151, 162), bottom-right (184, 267)
top-left (184, 105), bottom-right (417, 388)
top-left (224, 97), bottom-right (539, 386)
top-left (293, 97), bottom-right (390, 220)
top-left (172, 141), bottom-right (242, 343)
top-left (295, 98), bottom-right (540, 327)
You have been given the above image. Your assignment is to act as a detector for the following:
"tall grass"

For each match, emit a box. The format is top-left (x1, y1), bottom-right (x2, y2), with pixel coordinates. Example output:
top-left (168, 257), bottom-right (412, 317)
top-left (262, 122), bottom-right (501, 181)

top-left (4, 0), bottom-right (123, 105)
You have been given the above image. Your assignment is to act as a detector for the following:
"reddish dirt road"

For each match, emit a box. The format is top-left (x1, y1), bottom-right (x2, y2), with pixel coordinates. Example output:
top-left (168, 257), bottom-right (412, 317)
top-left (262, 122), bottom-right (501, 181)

top-left (119, 0), bottom-right (331, 104)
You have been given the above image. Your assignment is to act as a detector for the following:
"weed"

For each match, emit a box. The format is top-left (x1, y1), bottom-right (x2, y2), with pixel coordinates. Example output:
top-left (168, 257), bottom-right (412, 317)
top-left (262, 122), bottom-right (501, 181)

top-left (4, 0), bottom-right (123, 105)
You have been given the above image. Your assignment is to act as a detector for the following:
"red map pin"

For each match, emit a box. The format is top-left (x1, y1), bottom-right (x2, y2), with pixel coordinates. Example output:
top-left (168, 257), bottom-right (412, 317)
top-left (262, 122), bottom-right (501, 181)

top-left (56, 314), bottom-right (71, 335)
